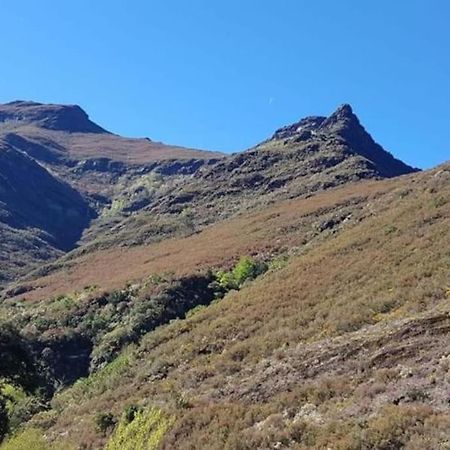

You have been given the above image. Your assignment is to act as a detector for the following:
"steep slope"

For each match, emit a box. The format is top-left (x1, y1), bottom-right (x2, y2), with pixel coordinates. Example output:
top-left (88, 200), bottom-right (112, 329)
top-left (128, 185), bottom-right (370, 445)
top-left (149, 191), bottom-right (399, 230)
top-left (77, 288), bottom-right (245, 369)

top-left (4, 178), bottom-right (399, 301)
top-left (0, 100), bottom-right (223, 206)
top-left (27, 162), bottom-right (449, 449)
top-left (0, 100), bottom-right (447, 449)
top-left (0, 143), bottom-right (93, 284)
top-left (0, 103), bottom-right (417, 295)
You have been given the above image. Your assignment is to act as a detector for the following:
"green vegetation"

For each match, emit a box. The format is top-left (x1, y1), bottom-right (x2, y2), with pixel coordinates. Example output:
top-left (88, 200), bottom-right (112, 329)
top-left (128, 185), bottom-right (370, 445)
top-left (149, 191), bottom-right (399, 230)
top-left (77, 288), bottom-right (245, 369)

top-left (94, 412), bottom-right (116, 434)
top-left (0, 323), bottom-right (42, 442)
top-left (105, 407), bottom-right (173, 450)
top-left (0, 428), bottom-right (73, 450)
top-left (216, 256), bottom-right (268, 291)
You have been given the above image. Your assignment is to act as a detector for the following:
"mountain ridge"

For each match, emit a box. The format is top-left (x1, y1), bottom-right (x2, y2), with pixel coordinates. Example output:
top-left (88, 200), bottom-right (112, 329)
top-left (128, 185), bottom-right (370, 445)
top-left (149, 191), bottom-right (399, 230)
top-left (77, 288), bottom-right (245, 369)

top-left (0, 101), bottom-right (418, 293)
top-left (0, 100), bottom-right (449, 450)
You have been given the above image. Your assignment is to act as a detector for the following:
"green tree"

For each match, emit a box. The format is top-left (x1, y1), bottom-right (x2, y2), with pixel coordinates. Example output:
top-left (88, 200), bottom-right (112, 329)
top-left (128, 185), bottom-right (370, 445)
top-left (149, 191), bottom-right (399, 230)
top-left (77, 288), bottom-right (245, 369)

top-left (232, 256), bottom-right (267, 286)
top-left (0, 323), bottom-right (39, 442)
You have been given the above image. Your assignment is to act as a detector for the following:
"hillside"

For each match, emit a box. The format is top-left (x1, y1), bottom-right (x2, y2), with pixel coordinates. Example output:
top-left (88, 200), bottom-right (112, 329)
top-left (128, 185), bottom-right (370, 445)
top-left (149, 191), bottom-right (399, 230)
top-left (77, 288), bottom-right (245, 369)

top-left (0, 143), bottom-right (93, 285)
top-left (76, 104), bottom-right (417, 254)
top-left (0, 101), bottom-right (223, 285)
top-left (0, 103), bottom-right (417, 294)
top-left (38, 164), bottom-right (450, 447)
top-left (1, 102), bottom-right (448, 450)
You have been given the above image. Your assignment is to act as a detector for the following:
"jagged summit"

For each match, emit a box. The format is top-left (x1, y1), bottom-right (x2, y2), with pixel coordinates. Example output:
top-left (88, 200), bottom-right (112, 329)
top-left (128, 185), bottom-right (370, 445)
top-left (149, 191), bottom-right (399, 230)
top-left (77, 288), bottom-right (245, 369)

top-left (270, 104), bottom-right (418, 177)
top-left (0, 100), bottom-right (109, 134)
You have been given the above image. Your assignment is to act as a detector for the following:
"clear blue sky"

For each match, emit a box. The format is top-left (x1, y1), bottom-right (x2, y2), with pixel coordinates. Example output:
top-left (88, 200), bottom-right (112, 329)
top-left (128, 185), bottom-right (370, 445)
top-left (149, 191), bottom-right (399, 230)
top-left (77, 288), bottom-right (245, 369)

top-left (1, 1), bottom-right (449, 168)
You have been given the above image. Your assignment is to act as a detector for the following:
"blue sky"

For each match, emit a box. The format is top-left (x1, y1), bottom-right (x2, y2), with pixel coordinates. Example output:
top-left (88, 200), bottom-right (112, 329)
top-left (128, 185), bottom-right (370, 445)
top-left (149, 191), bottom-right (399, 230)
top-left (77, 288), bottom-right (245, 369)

top-left (1, 1), bottom-right (449, 168)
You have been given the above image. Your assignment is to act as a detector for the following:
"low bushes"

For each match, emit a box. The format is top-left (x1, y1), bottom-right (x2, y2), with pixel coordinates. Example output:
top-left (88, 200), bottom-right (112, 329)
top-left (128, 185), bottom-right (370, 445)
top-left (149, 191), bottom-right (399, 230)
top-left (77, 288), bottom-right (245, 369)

top-left (105, 406), bottom-right (173, 450)
top-left (216, 256), bottom-right (268, 291)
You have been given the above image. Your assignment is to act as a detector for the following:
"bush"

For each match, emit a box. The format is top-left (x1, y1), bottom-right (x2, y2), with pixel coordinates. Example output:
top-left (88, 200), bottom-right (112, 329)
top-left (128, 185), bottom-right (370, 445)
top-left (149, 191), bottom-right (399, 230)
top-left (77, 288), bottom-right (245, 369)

top-left (216, 256), bottom-right (268, 291)
top-left (123, 404), bottom-right (141, 424)
top-left (94, 412), bottom-right (116, 433)
top-left (232, 256), bottom-right (267, 285)
top-left (105, 407), bottom-right (173, 450)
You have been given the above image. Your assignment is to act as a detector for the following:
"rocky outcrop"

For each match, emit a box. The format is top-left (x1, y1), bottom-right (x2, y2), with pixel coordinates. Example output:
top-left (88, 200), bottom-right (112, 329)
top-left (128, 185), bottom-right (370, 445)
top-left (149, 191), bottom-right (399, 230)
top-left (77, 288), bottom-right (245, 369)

top-left (271, 104), bottom-right (418, 178)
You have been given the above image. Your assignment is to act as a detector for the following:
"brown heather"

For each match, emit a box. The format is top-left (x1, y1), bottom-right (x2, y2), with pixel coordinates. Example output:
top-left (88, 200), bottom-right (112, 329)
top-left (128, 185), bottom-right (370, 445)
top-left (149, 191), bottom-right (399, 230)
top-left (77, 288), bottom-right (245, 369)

top-left (10, 178), bottom-right (400, 303)
top-left (29, 163), bottom-right (450, 449)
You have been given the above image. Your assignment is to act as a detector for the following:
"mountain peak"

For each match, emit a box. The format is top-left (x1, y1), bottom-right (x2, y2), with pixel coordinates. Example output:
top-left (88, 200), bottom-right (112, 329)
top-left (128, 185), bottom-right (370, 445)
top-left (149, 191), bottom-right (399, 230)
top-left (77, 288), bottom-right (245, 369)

top-left (319, 103), bottom-right (361, 132)
top-left (269, 104), bottom-right (418, 177)
top-left (334, 103), bottom-right (354, 116)
top-left (0, 101), bottom-right (109, 134)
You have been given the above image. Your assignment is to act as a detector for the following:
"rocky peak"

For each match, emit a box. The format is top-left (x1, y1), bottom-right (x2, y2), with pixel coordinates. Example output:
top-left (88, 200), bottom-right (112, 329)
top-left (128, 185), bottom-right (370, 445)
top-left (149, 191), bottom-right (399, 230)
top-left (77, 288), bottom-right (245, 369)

top-left (269, 103), bottom-right (418, 177)
top-left (318, 103), bottom-right (366, 137)
top-left (0, 101), bottom-right (109, 134)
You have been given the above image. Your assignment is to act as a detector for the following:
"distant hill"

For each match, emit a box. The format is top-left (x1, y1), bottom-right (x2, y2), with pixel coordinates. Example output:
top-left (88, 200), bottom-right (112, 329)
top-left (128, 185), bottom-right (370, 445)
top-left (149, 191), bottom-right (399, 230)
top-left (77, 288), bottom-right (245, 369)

top-left (0, 100), bottom-right (223, 285)
top-left (0, 101), bottom-right (417, 287)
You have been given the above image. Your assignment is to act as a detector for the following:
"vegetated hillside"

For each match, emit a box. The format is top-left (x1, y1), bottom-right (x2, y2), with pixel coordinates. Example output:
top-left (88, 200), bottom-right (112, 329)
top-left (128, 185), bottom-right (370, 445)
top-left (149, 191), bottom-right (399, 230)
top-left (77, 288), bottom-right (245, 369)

top-left (0, 101), bottom-right (223, 286)
top-left (0, 102), bottom-right (417, 290)
top-left (0, 158), bottom-right (445, 449)
top-left (75, 104), bottom-right (418, 253)
top-left (4, 178), bottom-right (402, 302)
top-left (16, 162), bottom-right (447, 450)
top-left (0, 101), bottom-right (221, 164)
top-left (0, 101), bottom-right (223, 207)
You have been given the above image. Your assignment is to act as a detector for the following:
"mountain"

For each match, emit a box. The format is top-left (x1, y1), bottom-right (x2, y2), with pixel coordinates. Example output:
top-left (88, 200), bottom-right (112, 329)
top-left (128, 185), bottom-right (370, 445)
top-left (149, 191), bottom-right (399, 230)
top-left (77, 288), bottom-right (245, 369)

top-left (24, 162), bottom-right (448, 450)
top-left (271, 103), bottom-right (415, 177)
top-left (0, 142), bottom-right (94, 285)
top-left (0, 101), bottom-right (223, 285)
top-left (1, 101), bottom-right (448, 450)
top-left (0, 102), bottom-right (417, 292)
top-left (53, 103), bottom-right (419, 259)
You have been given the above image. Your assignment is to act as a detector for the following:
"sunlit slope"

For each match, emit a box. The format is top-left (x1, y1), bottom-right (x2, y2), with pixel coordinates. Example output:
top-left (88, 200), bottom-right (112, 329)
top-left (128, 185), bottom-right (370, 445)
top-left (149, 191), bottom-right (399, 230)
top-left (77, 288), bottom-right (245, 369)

top-left (39, 163), bottom-right (450, 449)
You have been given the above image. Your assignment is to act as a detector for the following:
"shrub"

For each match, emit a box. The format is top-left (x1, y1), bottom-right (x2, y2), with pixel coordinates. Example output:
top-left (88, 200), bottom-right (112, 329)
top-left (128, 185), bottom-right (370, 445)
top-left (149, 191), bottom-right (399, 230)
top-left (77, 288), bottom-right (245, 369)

top-left (216, 256), bottom-right (268, 291)
top-left (123, 404), bottom-right (141, 424)
top-left (232, 256), bottom-right (267, 286)
top-left (94, 412), bottom-right (116, 434)
top-left (216, 270), bottom-right (238, 291)
top-left (105, 407), bottom-right (174, 450)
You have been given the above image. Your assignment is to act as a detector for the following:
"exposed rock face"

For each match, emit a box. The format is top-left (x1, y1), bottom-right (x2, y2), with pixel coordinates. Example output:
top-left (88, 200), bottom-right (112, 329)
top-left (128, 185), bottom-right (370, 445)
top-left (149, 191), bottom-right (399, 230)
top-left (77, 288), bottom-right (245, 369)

top-left (272, 116), bottom-right (326, 140)
top-left (152, 104), bottom-right (418, 216)
top-left (0, 101), bottom-right (108, 133)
